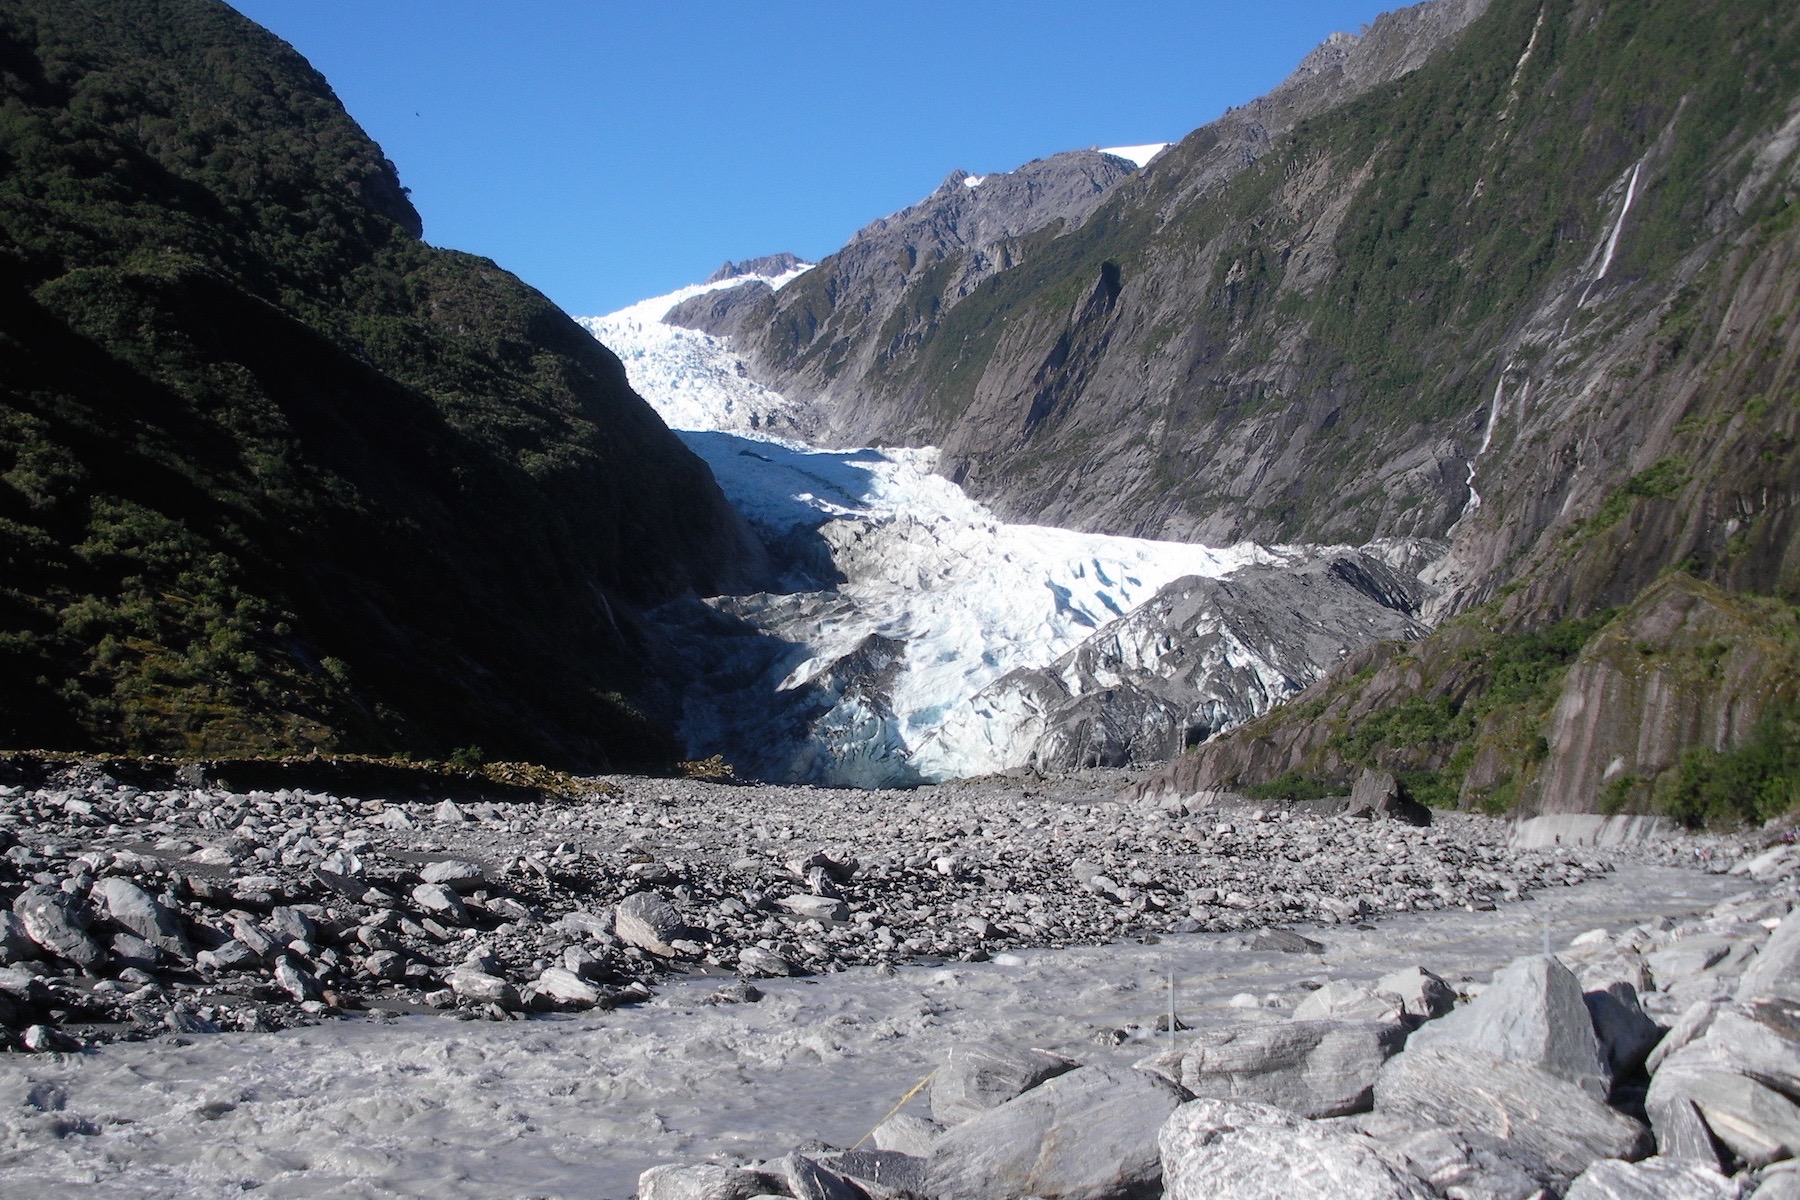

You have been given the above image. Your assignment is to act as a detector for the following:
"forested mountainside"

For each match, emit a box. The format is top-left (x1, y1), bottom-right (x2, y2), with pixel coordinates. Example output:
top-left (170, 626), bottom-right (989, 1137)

top-left (0, 0), bottom-right (762, 767)
top-left (723, 0), bottom-right (1800, 818)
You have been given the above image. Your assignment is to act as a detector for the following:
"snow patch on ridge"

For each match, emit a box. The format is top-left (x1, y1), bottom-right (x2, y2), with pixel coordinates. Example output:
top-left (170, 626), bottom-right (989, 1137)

top-left (1101, 143), bottom-right (1169, 167)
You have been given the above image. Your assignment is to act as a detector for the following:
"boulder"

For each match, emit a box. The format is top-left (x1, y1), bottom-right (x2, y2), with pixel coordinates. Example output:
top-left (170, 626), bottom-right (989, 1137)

top-left (1159, 1097), bottom-right (1432, 1199)
top-left (1339, 770), bottom-right (1431, 826)
top-left (828, 1150), bottom-right (928, 1197)
top-left (779, 1153), bottom-right (863, 1200)
top-left (1648, 939), bottom-right (1735, 990)
top-left (737, 946), bottom-right (793, 977)
top-left (931, 1043), bottom-right (1078, 1126)
top-left (12, 887), bottom-right (105, 971)
top-left (94, 876), bottom-right (190, 959)
top-left (1709, 1003), bottom-right (1800, 1097)
top-left (1651, 1000), bottom-right (1723, 1075)
top-left (1755, 1168), bottom-right (1800, 1200)
top-left (411, 883), bottom-right (468, 924)
top-left (1563, 1156), bottom-right (1741, 1200)
top-left (927, 1066), bottom-right (1188, 1200)
top-left (616, 892), bottom-right (685, 957)
top-left (1743, 915), bottom-right (1800, 1006)
top-left (534, 966), bottom-right (602, 1007)
top-left (1140, 1019), bottom-right (1405, 1118)
top-left (1407, 955), bottom-right (1610, 1100)
top-left (871, 1112), bottom-right (941, 1156)
top-left (638, 1163), bottom-right (783, 1200)
top-left (446, 967), bottom-right (519, 1008)
top-left (776, 895), bottom-right (849, 922)
top-left (1375, 965), bottom-right (1457, 1021)
top-left (0, 911), bottom-right (34, 963)
top-left (271, 955), bottom-right (320, 1003)
top-left (1251, 928), bottom-right (1325, 954)
top-left (1294, 981), bottom-right (1405, 1024)
top-left (1649, 1041), bottom-right (1800, 1169)
top-left (419, 859), bottom-right (486, 893)
top-left (1375, 1046), bottom-right (1653, 1180)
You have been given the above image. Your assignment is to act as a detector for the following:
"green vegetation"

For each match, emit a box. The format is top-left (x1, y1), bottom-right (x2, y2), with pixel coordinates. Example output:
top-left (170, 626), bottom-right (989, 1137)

top-left (1653, 704), bottom-right (1800, 828)
top-left (1603, 704), bottom-right (1800, 828)
top-left (1589, 458), bottom-right (1689, 532)
top-left (0, 1), bottom-right (741, 767)
top-left (1245, 772), bottom-right (1340, 803)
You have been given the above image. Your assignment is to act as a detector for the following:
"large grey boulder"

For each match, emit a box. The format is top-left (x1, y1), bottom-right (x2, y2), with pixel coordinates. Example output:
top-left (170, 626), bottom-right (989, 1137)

top-left (411, 882), bottom-right (467, 924)
top-left (1651, 1000), bottom-right (1724, 1075)
top-left (637, 1163), bottom-right (783, 1200)
top-left (1648, 938), bottom-right (1736, 990)
top-left (12, 886), bottom-right (106, 971)
top-left (1375, 1045), bottom-right (1653, 1180)
top-left (1139, 1018), bottom-right (1405, 1118)
top-left (1563, 1156), bottom-right (1742, 1200)
top-left (930, 1043), bottom-right (1077, 1126)
top-left (616, 892), bottom-right (685, 957)
top-left (1741, 914), bottom-right (1800, 1005)
top-left (94, 876), bottom-right (190, 959)
top-left (1407, 954), bottom-right (1610, 1100)
top-left (1649, 1040), bottom-right (1800, 1169)
top-left (1159, 1097), bottom-right (1432, 1200)
top-left (1340, 770), bottom-right (1432, 826)
top-left (927, 1065), bottom-right (1188, 1200)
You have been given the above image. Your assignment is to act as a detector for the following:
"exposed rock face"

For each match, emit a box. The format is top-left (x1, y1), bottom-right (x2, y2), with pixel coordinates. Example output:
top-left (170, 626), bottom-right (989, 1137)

top-left (1527, 577), bottom-right (1800, 814)
top-left (708, 253), bottom-right (807, 283)
top-left (664, 279), bottom-right (781, 340)
top-left (734, 150), bottom-right (1139, 418)
top-left (734, 0), bottom-right (1493, 537)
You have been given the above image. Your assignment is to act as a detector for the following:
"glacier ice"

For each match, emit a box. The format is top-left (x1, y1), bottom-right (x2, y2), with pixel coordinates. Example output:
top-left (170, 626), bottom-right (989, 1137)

top-left (579, 279), bottom-right (1435, 786)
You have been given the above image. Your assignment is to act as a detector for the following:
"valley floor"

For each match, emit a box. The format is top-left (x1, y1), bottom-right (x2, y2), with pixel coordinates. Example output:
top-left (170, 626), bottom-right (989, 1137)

top-left (0, 762), bottom-right (1762, 1197)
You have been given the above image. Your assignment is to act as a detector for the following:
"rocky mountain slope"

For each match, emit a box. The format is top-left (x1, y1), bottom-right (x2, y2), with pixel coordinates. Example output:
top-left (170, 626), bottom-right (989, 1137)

top-left (714, 0), bottom-right (1800, 818)
top-left (0, 0), bottom-right (762, 766)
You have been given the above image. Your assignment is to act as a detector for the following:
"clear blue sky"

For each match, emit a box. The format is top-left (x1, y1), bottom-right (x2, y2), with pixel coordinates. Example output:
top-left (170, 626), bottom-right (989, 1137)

top-left (228, 1), bottom-right (1401, 316)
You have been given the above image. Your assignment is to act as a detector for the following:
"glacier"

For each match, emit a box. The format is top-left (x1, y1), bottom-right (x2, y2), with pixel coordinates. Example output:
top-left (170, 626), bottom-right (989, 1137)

top-left (580, 273), bottom-right (1433, 786)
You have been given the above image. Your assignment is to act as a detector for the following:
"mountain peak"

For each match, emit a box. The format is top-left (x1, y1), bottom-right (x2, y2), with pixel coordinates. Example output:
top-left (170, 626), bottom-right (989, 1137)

top-left (707, 253), bottom-right (807, 284)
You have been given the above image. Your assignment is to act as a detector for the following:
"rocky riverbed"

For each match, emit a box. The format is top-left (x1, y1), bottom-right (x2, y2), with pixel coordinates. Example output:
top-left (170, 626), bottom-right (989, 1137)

top-left (1, 760), bottom-right (1790, 1199)
top-left (0, 761), bottom-right (1667, 1047)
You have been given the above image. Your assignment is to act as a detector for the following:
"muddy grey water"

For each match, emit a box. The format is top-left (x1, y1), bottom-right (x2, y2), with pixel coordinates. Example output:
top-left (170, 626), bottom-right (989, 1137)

top-left (0, 862), bottom-right (1743, 1199)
